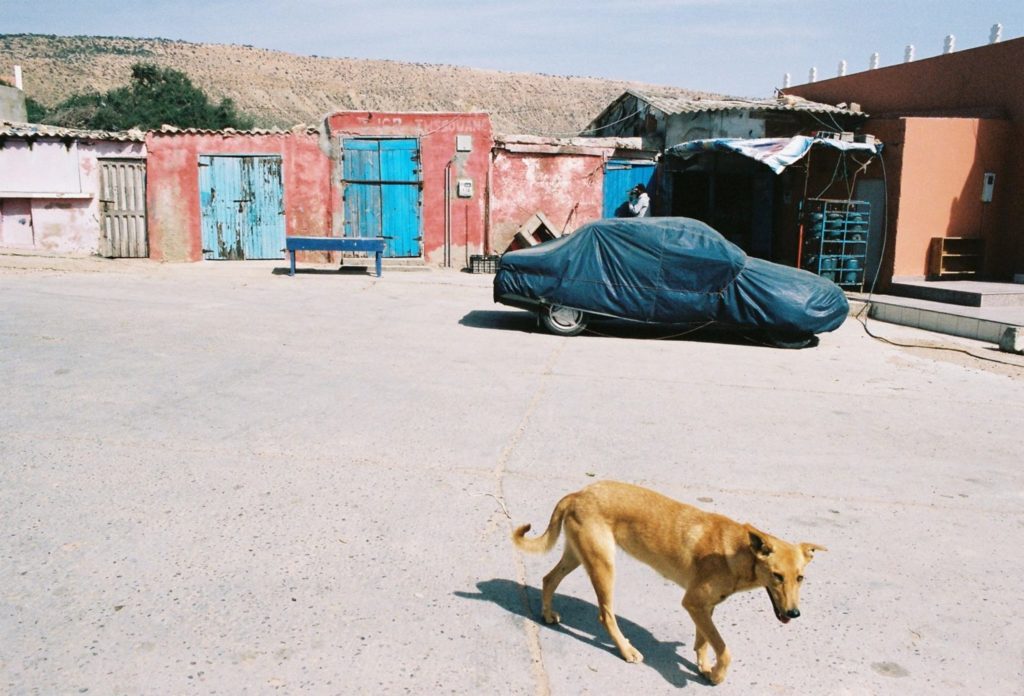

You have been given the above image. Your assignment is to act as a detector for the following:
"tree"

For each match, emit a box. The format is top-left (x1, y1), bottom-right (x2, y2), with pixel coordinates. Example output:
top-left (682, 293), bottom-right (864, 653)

top-left (45, 63), bottom-right (255, 131)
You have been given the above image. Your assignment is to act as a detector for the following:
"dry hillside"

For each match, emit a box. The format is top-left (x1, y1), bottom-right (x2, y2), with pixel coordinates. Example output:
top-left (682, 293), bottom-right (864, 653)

top-left (0, 34), bottom-right (723, 135)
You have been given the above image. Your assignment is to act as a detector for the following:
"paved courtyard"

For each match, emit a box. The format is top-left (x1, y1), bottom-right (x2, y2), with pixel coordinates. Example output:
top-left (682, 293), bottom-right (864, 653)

top-left (1, 255), bottom-right (1022, 695)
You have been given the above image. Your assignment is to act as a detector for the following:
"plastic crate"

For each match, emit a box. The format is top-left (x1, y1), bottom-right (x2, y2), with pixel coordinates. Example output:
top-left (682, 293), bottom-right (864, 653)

top-left (469, 254), bottom-right (499, 274)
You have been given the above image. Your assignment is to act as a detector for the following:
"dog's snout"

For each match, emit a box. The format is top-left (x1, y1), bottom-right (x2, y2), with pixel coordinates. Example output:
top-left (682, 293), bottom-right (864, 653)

top-left (785, 608), bottom-right (801, 619)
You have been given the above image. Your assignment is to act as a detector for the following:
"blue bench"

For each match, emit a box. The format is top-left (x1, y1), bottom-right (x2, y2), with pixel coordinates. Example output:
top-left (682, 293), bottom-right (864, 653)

top-left (285, 236), bottom-right (386, 277)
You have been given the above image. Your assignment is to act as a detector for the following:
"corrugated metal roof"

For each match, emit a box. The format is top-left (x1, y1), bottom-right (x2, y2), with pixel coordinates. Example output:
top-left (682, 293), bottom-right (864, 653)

top-left (0, 120), bottom-right (146, 142)
top-left (627, 89), bottom-right (865, 116)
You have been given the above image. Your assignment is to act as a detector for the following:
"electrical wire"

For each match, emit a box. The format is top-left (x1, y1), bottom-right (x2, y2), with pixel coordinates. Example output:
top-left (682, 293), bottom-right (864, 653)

top-left (813, 153), bottom-right (844, 198)
top-left (853, 311), bottom-right (1024, 367)
top-left (852, 153), bottom-right (1024, 368)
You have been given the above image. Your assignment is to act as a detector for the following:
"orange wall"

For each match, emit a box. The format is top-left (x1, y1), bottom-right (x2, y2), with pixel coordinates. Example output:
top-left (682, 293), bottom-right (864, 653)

top-left (892, 118), bottom-right (1011, 277)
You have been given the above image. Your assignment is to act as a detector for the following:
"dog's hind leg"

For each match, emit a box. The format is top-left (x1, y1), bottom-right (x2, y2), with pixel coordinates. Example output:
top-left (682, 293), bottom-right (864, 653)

top-left (541, 546), bottom-right (581, 624)
top-left (578, 530), bottom-right (644, 664)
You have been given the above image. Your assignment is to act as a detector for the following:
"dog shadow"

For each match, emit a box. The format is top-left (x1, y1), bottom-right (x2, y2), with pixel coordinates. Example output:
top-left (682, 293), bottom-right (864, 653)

top-left (455, 578), bottom-right (706, 687)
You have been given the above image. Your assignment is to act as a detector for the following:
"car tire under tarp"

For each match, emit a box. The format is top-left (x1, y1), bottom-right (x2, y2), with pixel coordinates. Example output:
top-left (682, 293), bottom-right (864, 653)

top-left (539, 305), bottom-right (588, 336)
top-left (765, 330), bottom-right (819, 349)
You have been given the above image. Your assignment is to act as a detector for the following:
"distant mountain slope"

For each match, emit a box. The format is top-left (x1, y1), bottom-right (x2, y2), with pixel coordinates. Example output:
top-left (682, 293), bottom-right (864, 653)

top-left (0, 34), bottom-right (723, 135)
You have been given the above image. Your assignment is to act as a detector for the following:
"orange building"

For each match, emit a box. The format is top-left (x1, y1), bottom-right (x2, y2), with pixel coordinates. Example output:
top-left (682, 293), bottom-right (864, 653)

top-left (785, 36), bottom-right (1024, 287)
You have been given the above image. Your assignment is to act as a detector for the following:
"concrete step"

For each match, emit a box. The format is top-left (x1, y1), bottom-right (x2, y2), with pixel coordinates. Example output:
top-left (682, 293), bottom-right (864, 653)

top-left (889, 279), bottom-right (1024, 307)
top-left (865, 295), bottom-right (1024, 344)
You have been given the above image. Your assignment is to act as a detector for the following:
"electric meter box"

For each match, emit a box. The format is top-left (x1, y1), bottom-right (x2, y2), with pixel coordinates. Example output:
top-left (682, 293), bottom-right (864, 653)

top-left (457, 179), bottom-right (474, 198)
top-left (982, 172), bottom-right (996, 203)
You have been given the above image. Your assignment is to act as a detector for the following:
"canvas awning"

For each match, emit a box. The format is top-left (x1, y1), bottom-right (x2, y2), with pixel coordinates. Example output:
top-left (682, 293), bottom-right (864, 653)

top-left (666, 136), bottom-right (880, 174)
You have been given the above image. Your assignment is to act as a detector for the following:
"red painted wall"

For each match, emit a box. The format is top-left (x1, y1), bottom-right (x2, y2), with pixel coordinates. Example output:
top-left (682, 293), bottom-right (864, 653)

top-left (489, 150), bottom-right (605, 253)
top-left (785, 37), bottom-right (1024, 280)
top-left (326, 112), bottom-right (493, 267)
top-left (145, 130), bottom-right (331, 262)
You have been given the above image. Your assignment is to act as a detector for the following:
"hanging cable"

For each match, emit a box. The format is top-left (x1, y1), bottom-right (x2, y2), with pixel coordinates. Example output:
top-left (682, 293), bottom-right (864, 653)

top-left (851, 153), bottom-right (1023, 368)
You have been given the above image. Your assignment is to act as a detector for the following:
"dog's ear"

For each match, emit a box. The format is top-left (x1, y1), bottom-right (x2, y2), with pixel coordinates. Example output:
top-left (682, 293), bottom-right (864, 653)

top-left (800, 543), bottom-right (828, 562)
top-left (747, 526), bottom-right (774, 557)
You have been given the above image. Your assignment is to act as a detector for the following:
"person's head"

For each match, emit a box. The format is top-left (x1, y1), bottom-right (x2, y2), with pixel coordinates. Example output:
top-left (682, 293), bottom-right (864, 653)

top-left (633, 183), bottom-right (647, 194)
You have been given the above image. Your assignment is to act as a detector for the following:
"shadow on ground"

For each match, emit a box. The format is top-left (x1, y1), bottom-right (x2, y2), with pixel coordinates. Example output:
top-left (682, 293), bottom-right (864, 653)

top-left (458, 310), bottom-right (538, 333)
top-left (271, 267), bottom-right (377, 276)
top-left (455, 578), bottom-right (705, 687)
top-left (459, 310), bottom-right (808, 348)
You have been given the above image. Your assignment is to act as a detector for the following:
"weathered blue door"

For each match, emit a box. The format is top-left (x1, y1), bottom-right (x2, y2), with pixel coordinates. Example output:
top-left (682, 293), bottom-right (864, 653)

top-left (603, 160), bottom-right (656, 217)
top-left (199, 155), bottom-right (285, 259)
top-left (342, 138), bottom-right (421, 257)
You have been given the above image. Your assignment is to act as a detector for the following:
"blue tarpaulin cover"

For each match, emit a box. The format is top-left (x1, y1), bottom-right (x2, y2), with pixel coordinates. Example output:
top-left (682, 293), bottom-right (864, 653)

top-left (494, 217), bottom-right (849, 335)
top-left (666, 135), bottom-right (880, 174)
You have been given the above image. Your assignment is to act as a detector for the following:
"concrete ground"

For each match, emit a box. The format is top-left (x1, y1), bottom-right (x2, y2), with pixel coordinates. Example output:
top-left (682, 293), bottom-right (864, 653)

top-left (1, 254), bottom-right (1022, 695)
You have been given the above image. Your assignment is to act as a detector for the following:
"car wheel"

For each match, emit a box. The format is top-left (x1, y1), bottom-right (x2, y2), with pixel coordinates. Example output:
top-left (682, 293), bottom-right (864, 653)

top-left (765, 330), bottom-right (818, 349)
top-left (539, 305), bottom-right (588, 336)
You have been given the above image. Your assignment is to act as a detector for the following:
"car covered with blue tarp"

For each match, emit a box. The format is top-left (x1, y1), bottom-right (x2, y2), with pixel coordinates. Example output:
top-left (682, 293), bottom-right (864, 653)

top-left (493, 217), bottom-right (849, 346)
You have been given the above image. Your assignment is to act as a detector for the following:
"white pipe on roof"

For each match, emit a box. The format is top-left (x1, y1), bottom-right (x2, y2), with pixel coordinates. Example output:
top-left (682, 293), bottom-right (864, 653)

top-left (990, 24), bottom-right (1002, 43)
top-left (944, 35), bottom-right (956, 54)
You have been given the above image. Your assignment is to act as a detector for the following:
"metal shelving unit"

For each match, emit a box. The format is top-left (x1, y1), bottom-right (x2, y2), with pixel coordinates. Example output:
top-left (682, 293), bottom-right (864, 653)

top-left (800, 198), bottom-right (871, 291)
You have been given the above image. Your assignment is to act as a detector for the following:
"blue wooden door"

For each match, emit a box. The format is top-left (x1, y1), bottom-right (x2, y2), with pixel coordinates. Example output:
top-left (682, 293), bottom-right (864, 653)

top-left (199, 155), bottom-right (285, 259)
top-left (603, 160), bottom-right (656, 217)
top-left (342, 138), bottom-right (421, 257)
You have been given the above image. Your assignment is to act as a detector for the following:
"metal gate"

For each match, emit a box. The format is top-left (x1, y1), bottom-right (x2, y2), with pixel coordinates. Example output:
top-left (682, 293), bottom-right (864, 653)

top-left (603, 160), bottom-right (656, 218)
top-left (199, 155), bottom-right (285, 260)
top-left (99, 159), bottom-right (148, 258)
top-left (342, 138), bottom-right (421, 257)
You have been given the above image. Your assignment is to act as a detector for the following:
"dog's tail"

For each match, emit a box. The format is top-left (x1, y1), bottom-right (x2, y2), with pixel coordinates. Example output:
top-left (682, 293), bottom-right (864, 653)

top-left (512, 493), bottom-right (573, 554)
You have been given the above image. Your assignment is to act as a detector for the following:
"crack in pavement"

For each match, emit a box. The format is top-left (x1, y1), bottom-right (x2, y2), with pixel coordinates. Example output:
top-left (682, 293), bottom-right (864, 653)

top-left (486, 339), bottom-right (566, 696)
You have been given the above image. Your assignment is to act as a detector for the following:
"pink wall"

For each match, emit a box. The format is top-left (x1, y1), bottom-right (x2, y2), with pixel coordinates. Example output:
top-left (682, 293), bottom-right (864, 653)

top-left (326, 112), bottom-right (493, 266)
top-left (145, 130), bottom-right (331, 262)
top-left (785, 37), bottom-right (1024, 279)
top-left (489, 150), bottom-right (605, 253)
top-left (0, 139), bottom-right (145, 254)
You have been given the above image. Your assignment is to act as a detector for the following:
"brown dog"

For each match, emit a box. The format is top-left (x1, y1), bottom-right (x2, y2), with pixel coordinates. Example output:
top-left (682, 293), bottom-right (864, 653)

top-left (512, 481), bottom-right (826, 685)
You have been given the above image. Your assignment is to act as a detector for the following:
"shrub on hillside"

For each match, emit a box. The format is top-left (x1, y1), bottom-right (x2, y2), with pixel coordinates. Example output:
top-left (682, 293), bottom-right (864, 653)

top-left (43, 63), bottom-right (254, 131)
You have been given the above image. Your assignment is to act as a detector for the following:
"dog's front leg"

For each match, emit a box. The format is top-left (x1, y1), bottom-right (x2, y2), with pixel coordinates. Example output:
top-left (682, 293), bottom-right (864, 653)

top-left (692, 614), bottom-right (711, 675)
top-left (683, 593), bottom-right (730, 684)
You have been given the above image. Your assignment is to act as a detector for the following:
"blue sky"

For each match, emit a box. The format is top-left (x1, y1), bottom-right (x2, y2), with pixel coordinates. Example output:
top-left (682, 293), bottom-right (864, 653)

top-left (5, 0), bottom-right (1022, 97)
